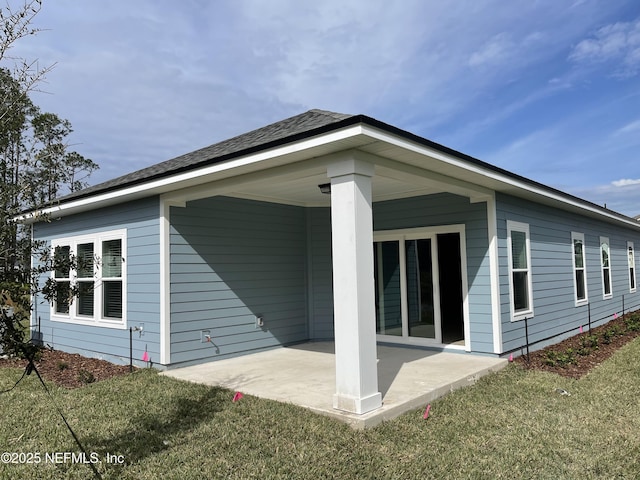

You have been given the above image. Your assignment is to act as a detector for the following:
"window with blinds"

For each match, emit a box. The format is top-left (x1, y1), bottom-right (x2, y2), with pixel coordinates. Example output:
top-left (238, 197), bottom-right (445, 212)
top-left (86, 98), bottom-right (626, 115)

top-left (102, 239), bottom-right (122, 319)
top-left (53, 245), bottom-right (71, 315)
top-left (77, 242), bottom-right (95, 316)
top-left (50, 229), bottom-right (126, 328)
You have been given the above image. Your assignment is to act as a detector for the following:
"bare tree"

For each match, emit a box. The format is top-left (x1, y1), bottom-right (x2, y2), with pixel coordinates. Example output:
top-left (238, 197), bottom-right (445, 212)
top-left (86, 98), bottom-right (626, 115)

top-left (0, 0), bottom-right (54, 127)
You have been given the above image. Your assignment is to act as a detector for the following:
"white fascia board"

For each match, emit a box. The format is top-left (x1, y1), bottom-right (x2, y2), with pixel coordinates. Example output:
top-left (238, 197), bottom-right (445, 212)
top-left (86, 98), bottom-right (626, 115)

top-left (360, 125), bottom-right (640, 230)
top-left (18, 125), bottom-right (366, 223)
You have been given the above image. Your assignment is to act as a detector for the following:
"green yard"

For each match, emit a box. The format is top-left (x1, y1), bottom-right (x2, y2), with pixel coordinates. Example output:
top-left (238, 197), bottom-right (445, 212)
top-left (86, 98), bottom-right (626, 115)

top-left (1, 339), bottom-right (640, 479)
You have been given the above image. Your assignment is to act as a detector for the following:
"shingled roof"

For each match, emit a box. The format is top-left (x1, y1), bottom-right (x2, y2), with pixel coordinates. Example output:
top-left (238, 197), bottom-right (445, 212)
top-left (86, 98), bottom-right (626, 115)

top-left (45, 108), bottom-right (639, 228)
top-left (58, 109), bottom-right (358, 203)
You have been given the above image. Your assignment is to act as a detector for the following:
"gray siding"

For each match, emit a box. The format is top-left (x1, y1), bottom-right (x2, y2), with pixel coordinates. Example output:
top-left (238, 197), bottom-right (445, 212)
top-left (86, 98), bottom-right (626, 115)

top-left (32, 196), bottom-right (161, 366)
top-left (497, 193), bottom-right (640, 353)
top-left (306, 193), bottom-right (494, 352)
top-left (306, 207), bottom-right (334, 339)
top-left (169, 196), bottom-right (308, 365)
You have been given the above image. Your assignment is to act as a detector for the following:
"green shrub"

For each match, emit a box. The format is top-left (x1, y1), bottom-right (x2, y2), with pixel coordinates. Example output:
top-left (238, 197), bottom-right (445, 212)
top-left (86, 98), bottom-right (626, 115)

top-left (77, 369), bottom-right (95, 384)
top-left (544, 349), bottom-right (577, 367)
top-left (580, 334), bottom-right (599, 349)
top-left (624, 314), bottom-right (640, 332)
top-left (603, 325), bottom-right (622, 344)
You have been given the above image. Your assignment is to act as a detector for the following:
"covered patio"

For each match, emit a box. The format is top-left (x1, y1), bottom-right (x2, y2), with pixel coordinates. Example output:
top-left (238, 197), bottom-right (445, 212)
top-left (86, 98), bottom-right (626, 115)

top-left (162, 144), bottom-right (499, 418)
top-left (162, 342), bottom-right (507, 429)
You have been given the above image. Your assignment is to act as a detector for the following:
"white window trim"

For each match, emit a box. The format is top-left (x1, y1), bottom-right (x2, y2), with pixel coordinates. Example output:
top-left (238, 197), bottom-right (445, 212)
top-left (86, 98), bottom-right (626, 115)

top-left (50, 228), bottom-right (127, 329)
top-left (600, 236), bottom-right (612, 300)
top-left (571, 232), bottom-right (588, 307)
top-left (628, 241), bottom-right (637, 293)
top-left (506, 220), bottom-right (534, 322)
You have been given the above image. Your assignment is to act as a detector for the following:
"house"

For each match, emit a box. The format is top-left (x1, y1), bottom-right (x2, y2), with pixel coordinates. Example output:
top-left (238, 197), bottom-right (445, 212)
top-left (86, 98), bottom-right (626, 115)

top-left (25, 109), bottom-right (640, 415)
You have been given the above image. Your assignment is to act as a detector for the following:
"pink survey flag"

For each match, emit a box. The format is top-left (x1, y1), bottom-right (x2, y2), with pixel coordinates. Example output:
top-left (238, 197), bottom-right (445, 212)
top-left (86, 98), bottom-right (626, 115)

top-left (614, 312), bottom-right (618, 319)
top-left (142, 351), bottom-right (149, 362)
top-left (423, 404), bottom-right (431, 420)
top-left (232, 392), bottom-right (244, 402)
top-left (509, 353), bottom-right (513, 362)
top-left (579, 325), bottom-right (583, 333)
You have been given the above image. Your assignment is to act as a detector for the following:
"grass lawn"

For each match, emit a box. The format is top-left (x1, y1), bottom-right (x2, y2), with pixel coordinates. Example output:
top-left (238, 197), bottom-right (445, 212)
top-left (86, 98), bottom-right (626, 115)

top-left (2, 339), bottom-right (640, 479)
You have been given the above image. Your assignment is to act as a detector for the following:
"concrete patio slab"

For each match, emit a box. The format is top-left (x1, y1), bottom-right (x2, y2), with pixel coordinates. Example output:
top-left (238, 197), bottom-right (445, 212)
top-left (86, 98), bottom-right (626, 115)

top-left (161, 342), bottom-right (508, 428)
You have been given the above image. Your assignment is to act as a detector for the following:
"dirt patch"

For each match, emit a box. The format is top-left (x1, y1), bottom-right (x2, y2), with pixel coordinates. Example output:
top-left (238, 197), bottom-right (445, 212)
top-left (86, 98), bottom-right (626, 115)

top-left (515, 315), bottom-right (640, 378)
top-left (0, 349), bottom-right (133, 389)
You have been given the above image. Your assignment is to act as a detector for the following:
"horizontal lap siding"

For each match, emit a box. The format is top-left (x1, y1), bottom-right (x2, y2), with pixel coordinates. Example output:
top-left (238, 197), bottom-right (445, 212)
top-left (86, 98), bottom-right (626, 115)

top-left (32, 196), bottom-right (160, 366)
top-left (373, 193), bottom-right (493, 353)
top-left (306, 208), bottom-right (334, 339)
top-left (497, 193), bottom-right (640, 352)
top-left (169, 196), bottom-right (307, 365)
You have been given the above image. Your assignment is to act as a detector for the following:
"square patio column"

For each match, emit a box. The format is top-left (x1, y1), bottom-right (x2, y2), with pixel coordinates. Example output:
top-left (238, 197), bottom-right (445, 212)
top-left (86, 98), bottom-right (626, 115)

top-left (327, 155), bottom-right (382, 414)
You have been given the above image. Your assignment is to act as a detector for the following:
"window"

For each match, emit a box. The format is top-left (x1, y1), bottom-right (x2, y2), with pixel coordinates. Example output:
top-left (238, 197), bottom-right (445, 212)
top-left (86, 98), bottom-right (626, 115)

top-left (102, 239), bottom-right (123, 319)
top-left (53, 245), bottom-right (71, 314)
top-left (76, 242), bottom-right (95, 316)
top-left (572, 232), bottom-right (588, 306)
top-left (629, 242), bottom-right (636, 293)
top-left (50, 229), bottom-right (126, 328)
top-left (507, 221), bottom-right (533, 321)
top-left (600, 237), bottom-right (612, 299)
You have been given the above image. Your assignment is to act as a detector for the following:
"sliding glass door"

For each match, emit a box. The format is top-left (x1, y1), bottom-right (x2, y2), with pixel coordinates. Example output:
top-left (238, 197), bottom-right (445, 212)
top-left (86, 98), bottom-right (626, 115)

top-left (374, 241), bottom-right (403, 336)
top-left (405, 239), bottom-right (436, 339)
top-left (374, 236), bottom-right (439, 341)
top-left (373, 228), bottom-right (465, 346)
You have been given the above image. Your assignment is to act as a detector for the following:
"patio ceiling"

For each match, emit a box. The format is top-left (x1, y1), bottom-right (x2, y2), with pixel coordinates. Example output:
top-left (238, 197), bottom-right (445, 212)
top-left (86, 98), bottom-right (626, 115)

top-left (163, 132), bottom-right (495, 208)
top-left (224, 166), bottom-right (444, 207)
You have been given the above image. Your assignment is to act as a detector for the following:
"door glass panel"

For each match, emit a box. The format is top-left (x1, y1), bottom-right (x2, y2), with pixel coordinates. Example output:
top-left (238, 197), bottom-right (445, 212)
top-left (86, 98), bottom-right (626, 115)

top-left (374, 241), bottom-right (402, 336)
top-left (405, 239), bottom-right (435, 338)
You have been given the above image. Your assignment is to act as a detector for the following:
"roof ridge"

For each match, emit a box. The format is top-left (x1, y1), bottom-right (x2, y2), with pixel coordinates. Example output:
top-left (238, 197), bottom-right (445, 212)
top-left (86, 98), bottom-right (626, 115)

top-left (308, 109), bottom-right (353, 120)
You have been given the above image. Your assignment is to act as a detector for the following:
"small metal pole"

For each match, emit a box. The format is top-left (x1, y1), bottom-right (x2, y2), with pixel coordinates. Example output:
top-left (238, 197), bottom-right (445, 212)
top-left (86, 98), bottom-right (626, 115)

top-left (129, 327), bottom-right (133, 373)
top-left (622, 295), bottom-right (625, 317)
top-left (524, 317), bottom-right (530, 363)
top-left (588, 303), bottom-right (591, 332)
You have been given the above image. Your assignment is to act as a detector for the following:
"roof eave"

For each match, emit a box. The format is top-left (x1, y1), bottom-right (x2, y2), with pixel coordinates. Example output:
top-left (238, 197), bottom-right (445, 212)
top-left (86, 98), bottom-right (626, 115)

top-left (18, 113), bottom-right (640, 231)
top-left (18, 119), bottom-right (370, 223)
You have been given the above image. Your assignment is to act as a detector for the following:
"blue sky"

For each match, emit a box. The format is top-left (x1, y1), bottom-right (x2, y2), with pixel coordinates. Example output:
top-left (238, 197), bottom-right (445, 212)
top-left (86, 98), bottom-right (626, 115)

top-left (10, 0), bottom-right (640, 215)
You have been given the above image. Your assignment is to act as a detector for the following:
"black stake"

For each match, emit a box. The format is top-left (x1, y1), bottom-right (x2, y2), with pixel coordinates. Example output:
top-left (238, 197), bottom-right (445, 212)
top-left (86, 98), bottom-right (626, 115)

top-left (524, 316), bottom-right (530, 363)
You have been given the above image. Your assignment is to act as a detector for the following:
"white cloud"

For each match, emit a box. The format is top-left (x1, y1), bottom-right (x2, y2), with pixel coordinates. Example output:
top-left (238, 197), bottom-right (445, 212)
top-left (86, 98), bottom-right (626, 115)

top-left (468, 33), bottom-right (513, 67)
top-left (612, 178), bottom-right (640, 187)
top-left (614, 119), bottom-right (640, 135)
top-left (568, 180), bottom-right (640, 216)
top-left (569, 17), bottom-right (640, 76)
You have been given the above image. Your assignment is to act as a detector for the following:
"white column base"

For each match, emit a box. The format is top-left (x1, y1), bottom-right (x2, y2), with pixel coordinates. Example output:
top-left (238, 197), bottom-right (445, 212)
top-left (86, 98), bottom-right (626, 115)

top-left (333, 391), bottom-right (383, 415)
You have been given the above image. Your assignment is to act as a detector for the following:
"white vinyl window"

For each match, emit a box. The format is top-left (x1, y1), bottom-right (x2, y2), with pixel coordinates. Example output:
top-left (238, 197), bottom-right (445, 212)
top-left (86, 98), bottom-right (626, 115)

top-left (600, 237), bottom-right (612, 299)
top-left (628, 242), bottom-right (636, 293)
top-left (53, 245), bottom-right (71, 315)
top-left (50, 229), bottom-right (127, 328)
top-left (507, 221), bottom-right (534, 321)
top-left (572, 232), bottom-right (588, 306)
